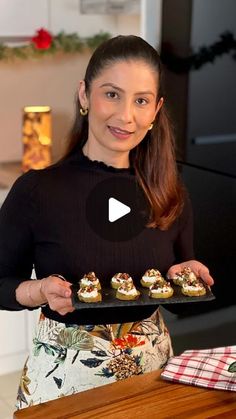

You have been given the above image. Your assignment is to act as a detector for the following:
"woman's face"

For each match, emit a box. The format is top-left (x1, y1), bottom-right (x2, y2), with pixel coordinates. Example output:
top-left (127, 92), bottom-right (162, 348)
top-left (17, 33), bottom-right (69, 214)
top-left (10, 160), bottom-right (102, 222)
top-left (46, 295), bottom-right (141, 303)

top-left (79, 59), bottom-right (163, 157)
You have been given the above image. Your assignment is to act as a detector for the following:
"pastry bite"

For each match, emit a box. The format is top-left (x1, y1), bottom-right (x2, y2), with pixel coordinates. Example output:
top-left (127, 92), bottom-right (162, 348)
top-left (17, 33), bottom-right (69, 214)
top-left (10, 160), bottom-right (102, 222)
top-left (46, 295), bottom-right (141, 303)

top-left (116, 282), bottom-right (140, 301)
top-left (181, 279), bottom-right (206, 297)
top-left (111, 272), bottom-right (133, 289)
top-left (77, 284), bottom-right (102, 303)
top-left (79, 271), bottom-right (101, 290)
top-left (172, 266), bottom-right (197, 286)
top-left (149, 280), bottom-right (174, 299)
top-left (141, 268), bottom-right (165, 288)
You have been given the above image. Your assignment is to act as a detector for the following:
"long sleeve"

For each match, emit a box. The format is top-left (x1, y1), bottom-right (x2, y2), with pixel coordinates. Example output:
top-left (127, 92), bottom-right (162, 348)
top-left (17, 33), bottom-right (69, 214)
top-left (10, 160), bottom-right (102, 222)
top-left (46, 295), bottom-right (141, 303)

top-left (0, 172), bottom-right (36, 310)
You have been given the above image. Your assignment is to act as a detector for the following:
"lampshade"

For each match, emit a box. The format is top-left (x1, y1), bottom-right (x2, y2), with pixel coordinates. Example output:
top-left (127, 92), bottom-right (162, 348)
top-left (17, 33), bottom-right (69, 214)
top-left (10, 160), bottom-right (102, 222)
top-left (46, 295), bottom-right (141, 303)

top-left (22, 106), bottom-right (52, 172)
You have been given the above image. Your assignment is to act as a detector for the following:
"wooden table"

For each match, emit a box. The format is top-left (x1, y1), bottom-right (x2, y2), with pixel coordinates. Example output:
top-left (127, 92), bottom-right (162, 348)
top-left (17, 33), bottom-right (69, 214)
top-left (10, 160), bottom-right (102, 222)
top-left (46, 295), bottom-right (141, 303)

top-left (14, 370), bottom-right (236, 419)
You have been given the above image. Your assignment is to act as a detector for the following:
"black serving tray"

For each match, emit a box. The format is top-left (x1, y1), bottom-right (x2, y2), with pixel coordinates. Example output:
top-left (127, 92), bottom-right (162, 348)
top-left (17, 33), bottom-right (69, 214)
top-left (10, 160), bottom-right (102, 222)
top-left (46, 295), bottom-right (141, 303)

top-left (71, 283), bottom-right (215, 311)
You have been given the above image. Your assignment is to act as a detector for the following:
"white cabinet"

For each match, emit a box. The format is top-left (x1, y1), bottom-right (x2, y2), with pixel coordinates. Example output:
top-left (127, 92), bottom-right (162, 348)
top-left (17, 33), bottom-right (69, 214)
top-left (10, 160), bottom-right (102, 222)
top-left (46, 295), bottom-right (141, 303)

top-left (0, 311), bottom-right (27, 374)
top-left (0, 309), bottom-right (40, 376)
top-left (0, 0), bottom-right (49, 36)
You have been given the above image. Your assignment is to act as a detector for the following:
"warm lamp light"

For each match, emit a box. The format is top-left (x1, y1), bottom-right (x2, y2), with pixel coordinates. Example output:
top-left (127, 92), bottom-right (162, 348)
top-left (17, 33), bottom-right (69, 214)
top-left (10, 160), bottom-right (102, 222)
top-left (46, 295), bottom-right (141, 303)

top-left (22, 106), bottom-right (52, 172)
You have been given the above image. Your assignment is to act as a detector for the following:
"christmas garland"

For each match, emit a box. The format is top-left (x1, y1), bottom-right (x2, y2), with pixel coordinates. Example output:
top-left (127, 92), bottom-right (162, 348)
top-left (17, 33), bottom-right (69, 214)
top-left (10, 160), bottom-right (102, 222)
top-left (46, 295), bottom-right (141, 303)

top-left (1, 28), bottom-right (235, 71)
top-left (161, 31), bottom-right (236, 73)
top-left (0, 28), bottom-right (111, 61)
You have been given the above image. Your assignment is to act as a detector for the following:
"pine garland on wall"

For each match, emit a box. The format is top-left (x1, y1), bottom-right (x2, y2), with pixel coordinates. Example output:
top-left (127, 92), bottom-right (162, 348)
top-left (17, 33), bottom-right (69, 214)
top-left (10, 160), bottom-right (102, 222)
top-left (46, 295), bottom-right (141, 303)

top-left (0, 28), bottom-right (111, 61)
top-left (161, 31), bottom-right (236, 73)
top-left (0, 28), bottom-right (235, 71)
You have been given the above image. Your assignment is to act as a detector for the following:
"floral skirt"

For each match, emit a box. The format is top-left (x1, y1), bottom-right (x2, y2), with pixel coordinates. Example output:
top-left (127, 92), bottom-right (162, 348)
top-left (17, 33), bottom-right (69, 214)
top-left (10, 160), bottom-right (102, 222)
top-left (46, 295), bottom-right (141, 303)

top-left (16, 309), bottom-right (173, 409)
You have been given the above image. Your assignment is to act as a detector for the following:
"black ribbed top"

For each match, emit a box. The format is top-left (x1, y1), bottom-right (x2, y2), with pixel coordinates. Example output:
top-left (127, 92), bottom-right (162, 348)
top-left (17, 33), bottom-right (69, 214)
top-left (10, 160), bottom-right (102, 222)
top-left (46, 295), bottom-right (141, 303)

top-left (0, 150), bottom-right (194, 324)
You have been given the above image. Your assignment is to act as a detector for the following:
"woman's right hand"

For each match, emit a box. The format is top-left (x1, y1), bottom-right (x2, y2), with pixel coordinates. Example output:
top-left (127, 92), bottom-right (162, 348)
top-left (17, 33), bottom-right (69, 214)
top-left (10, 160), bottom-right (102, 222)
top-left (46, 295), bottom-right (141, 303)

top-left (40, 275), bottom-right (75, 316)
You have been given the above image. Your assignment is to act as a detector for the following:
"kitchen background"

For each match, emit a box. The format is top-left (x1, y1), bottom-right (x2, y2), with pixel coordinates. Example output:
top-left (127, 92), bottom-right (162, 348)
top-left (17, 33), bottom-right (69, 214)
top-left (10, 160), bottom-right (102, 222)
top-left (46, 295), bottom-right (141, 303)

top-left (0, 1), bottom-right (235, 417)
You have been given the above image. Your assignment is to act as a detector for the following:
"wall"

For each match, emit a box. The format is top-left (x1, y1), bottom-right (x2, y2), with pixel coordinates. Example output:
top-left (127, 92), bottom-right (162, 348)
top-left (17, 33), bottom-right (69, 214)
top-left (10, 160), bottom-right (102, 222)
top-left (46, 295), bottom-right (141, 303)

top-left (0, 51), bottom-right (92, 162)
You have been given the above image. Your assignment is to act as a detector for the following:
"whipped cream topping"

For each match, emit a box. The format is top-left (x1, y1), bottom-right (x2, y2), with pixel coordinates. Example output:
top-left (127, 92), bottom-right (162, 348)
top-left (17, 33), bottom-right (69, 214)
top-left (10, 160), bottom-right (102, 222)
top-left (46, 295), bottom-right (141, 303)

top-left (142, 275), bottom-right (164, 284)
top-left (188, 272), bottom-right (198, 281)
top-left (142, 276), bottom-right (156, 283)
top-left (173, 267), bottom-right (197, 282)
top-left (150, 284), bottom-right (172, 293)
top-left (117, 286), bottom-right (138, 296)
top-left (80, 277), bottom-right (99, 286)
top-left (182, 282), bottom-right (204, 291)
top-left (78, 289), bottom-right (98, 298)
top-left (78, 285), bottom-right (99, 298)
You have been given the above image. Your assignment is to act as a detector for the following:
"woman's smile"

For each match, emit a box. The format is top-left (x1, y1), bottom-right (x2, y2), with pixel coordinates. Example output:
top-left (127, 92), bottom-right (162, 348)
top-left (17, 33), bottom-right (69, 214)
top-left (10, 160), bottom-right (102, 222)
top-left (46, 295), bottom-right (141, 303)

top-left (107, 125), bottom-right (134, 140)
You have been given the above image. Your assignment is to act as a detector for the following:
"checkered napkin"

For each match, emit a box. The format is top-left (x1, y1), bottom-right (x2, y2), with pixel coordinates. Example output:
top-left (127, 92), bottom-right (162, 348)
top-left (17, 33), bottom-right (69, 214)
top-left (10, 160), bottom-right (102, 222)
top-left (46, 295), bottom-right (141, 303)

top-left (161, 346), bottom-right (236, 391)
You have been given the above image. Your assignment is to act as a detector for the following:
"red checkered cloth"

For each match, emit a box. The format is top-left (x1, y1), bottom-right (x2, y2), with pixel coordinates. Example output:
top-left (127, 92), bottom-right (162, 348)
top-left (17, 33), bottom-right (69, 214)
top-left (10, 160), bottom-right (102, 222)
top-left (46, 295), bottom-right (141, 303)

top-left (161, 346), bottom-right (236, 391)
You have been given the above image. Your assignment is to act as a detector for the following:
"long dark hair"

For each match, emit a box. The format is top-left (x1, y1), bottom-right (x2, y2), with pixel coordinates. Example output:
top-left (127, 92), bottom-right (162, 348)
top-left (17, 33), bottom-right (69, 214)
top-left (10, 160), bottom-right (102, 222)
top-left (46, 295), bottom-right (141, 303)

top-left (63, 35), bottom-right (184, 230)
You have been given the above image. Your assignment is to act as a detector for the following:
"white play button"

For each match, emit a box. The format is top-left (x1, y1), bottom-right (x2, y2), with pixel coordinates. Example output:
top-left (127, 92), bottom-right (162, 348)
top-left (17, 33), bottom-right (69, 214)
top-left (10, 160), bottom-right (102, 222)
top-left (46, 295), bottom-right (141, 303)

top-left (108, 197), bottom-right (131, 223)
top-left (86, 177), bottom-right (147, 241)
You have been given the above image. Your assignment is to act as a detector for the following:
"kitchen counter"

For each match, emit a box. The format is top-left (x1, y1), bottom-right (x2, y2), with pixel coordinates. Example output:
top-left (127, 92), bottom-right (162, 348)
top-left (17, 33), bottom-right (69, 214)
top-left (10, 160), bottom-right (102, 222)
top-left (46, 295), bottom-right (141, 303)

top-left (13, 369), bottom-right (236, 418)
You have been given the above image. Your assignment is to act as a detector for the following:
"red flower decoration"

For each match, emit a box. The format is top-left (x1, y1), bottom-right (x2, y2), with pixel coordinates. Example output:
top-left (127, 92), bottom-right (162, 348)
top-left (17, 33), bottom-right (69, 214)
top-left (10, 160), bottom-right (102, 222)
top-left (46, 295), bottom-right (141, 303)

top-left (112, 334), bottom-right (145, 349)
top-left (32, 28), bottom-right (53, 50)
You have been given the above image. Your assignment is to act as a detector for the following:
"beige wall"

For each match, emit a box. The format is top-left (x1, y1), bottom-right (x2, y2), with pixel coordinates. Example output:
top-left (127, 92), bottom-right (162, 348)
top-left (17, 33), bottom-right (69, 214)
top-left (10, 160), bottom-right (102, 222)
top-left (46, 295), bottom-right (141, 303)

top-left (0, 51), bottom-right (92, 163)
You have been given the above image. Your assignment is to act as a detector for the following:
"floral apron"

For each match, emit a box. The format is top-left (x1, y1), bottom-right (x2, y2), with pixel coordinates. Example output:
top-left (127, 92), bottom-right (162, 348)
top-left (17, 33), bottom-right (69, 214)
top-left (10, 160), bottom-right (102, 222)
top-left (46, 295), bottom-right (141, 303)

top-left (16, 308), bottom-right (173, 409)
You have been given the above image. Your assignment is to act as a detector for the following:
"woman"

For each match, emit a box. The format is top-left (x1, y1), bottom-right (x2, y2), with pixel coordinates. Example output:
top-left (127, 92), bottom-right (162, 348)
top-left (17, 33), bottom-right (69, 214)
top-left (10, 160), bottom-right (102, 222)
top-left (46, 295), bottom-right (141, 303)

top-left (0, 35), bottom-right (214, 408)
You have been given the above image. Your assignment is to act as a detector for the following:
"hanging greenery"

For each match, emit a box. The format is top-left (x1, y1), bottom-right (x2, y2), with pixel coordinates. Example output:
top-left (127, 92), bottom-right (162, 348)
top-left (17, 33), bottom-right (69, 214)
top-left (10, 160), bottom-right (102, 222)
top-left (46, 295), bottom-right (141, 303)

top-left (161, 31), bottom-right (236, 73)
top-left (0, 28), bottom-right (111, 61)
top-left (1, 28), bottom-right (235, 71)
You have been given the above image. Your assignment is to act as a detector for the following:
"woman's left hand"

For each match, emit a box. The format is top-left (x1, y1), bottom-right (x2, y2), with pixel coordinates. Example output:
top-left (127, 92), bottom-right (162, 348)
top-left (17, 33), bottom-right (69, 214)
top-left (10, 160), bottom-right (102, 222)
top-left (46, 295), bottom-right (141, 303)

top-left (167, 260), bottom-right (214, 286)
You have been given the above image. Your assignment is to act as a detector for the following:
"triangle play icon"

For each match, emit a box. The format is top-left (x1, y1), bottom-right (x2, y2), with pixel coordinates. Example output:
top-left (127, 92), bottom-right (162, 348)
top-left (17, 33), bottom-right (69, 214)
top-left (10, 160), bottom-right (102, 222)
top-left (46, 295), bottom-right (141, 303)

top-left (108, 197), bottom-right (131, 222)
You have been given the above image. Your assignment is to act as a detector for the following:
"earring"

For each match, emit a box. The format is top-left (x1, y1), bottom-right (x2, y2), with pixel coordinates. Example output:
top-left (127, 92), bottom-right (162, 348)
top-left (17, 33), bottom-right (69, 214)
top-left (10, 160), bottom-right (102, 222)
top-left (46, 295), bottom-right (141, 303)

top-left (148, 123), bottom-right (153, 131)
top-left (80, 108), bottom-right (88, 116)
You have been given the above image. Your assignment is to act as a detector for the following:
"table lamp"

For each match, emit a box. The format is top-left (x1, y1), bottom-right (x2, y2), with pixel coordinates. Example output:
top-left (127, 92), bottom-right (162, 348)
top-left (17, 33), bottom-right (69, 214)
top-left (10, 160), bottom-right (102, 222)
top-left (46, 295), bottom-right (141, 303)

top-left (22, 106), bottom-right (52, 172)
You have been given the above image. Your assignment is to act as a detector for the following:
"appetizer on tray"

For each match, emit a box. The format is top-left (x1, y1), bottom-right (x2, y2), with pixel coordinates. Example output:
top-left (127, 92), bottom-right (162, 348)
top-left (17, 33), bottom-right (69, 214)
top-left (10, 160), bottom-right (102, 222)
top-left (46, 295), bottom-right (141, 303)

top-left (149, 279), bottom-right (174, 299)
top-left (79, 271), bottom-right (101, 290)
top-left (111, 272), bottom-right (133, 289)
top-left (172, 266), bottom-right (197, 286)
top-left (116, 282), bottom-right (140, 301)
top-left (141, 268), bottom-right (165, 288)
top-left (181, 278), bottom-right (206, 297)
top-left (77, 284), bottom-right (102, 303)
